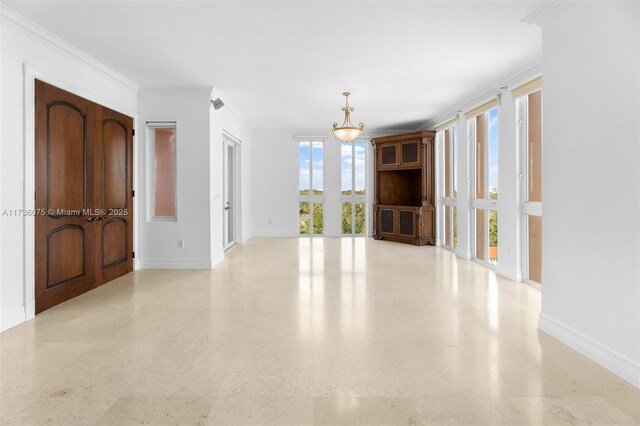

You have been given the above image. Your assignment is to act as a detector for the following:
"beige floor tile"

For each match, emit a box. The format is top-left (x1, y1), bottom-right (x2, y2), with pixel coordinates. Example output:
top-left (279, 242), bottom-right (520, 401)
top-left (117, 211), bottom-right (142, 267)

top-left (0, 396), bottom-right (114, 425)
top-left (205, 397), bottom-right (313, 425)
top-left (95, 397), bottom-right (213, 425)
top-left (313, 396), bottom-right (530, 425)
top-left (1, 237), bottom-right (638, 425)
top-left (217, 341), bottom-right (314, 397)
top-left (507, 396), bottom-right (639, 425)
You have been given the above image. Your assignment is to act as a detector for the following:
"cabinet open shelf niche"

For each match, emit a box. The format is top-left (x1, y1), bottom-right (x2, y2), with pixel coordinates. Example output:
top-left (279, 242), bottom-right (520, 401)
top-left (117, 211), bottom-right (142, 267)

top-left (372, 130), bottom-right (436, 246)
top-left (378, 169), bottom-right (422, 207)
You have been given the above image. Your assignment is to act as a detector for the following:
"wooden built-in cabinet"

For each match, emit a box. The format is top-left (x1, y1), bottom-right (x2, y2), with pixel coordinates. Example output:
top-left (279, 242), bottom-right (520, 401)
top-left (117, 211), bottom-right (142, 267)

top-left (372, 131), bottom-right (436, 246)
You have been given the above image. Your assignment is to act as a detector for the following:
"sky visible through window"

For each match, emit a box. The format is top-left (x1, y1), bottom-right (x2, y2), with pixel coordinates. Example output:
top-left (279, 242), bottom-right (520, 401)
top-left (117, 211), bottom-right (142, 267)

top-left (488, 108), bottom-right (498, 193)
top-left (298, 141), bottom-right (324, 193)
top-left (342, 141), bottom-right (366, 193)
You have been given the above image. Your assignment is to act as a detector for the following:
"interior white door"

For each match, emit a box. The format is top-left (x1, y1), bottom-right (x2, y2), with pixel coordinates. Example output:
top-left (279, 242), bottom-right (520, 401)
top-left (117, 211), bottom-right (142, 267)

top-left (223, 140), bottom-right (235, 249)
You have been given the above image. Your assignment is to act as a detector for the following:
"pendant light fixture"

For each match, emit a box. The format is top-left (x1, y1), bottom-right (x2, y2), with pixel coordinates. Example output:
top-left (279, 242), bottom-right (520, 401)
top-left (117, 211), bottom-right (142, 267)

top-left (332, 92), bottom-right (364, 142)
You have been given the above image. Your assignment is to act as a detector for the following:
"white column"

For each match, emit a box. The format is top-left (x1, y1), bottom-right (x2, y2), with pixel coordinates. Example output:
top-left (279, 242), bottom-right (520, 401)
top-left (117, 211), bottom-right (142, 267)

top-left (495, 88), bottom-right (522, 281)
top-left (455, 111), bottom-right (471, 259)
top-left (434, 131), bottom-right (442, 246)
top-left (323, 135), bottom-right (341, 237)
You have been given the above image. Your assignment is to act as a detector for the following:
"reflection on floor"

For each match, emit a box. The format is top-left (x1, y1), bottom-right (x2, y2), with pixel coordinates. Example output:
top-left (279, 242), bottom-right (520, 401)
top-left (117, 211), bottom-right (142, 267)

top-left (1, 238), bottom-right (638, 425)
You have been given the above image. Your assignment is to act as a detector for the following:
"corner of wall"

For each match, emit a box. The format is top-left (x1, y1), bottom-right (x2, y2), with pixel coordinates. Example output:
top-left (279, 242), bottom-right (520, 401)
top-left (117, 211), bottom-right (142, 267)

top-left (539, 313), bottom-right (640, 388)
top-left (0, 306), bottom-right (26, 332)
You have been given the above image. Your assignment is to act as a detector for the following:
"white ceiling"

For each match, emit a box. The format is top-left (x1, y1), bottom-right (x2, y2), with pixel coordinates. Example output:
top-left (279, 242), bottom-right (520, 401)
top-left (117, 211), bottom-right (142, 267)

top-left (5, 1), bottom-right (542, 131)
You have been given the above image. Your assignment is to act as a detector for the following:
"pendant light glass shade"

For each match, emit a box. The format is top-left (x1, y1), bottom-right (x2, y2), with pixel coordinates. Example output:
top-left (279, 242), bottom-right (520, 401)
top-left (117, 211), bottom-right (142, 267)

top-left (332, 92), bottom-right (364, 142)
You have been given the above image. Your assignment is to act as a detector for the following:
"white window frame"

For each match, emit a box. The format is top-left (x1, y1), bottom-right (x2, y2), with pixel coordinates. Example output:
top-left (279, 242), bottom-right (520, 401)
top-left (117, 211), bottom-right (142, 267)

top-left (468, 110), bottom-right (498, 267)
top-left (341, 139), bottom-right (367, 236)
top-left (146, 121), bottom-right (177, 222)
top-left (517, 90), bottom-right (543, 284)
top-left (438, 125), bottom-right (458, 250)
top-left (297, 138), bottom-right (325, 236)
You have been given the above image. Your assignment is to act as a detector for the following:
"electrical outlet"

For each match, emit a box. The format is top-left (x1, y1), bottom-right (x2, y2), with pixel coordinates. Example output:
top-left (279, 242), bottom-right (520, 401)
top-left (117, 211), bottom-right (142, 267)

top-left (178, 240), bottom-right (185, 248)
top-left (269, 219), bottom-right (272, 225)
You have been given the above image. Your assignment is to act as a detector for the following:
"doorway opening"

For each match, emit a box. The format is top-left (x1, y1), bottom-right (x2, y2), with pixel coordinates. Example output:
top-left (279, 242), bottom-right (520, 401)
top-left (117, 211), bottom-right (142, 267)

top-left (223, 134), bottom-right (240, 250)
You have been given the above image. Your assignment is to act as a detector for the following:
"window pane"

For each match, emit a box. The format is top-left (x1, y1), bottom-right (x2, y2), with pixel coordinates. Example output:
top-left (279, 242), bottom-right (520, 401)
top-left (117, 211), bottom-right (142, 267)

top-left (341, 202), bottom-right (353, 234)
top-left (355, 202), bottom-right (365, 235)
top-left (528, 215), bottom-right (542, 283)
top-left (299, 202), bottom-right (310, 235)
top-left (341, 142), bottom-right (352, 196)
top-left (312, 141), bottom-right (323, 196)
top-left (488, 108), bottom-right (498, 200)
top-left (313, 203), bottom-right (323, 234)
top-left (453, 206), bottom-right (458, 247)
top-left (154, 127), bottom-right (177, 218)
top-left (354, 141), bottom-right (366, 196)
top-left (299, 141), bottom-right (310, 196)
top-left (489, 210), bottom-right (498, 265)
top-left (445, 205), bottom-right (452, 247)
top-left (475, 209), bottom-right (485, 261)
top-left (475, 116), bottom-right (485, 199)
top-left (452, 126), bottom-right (457, 198)
top-left (528, 91), bottom-right (542, 202)
top-left (444, 129), bottom-right (451, 197)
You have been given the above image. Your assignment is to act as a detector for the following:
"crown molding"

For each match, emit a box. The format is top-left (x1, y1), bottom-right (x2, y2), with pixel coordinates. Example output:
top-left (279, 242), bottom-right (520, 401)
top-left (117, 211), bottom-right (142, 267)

top-left (0, 4), bottom-right (139, 92)
top-left (420, 62), bottom-right (542, 130)
top-left (521, 0), bottom-right (574, 27)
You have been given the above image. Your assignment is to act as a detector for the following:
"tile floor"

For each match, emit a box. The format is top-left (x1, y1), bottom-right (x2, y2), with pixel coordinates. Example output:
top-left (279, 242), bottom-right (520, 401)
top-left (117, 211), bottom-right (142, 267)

top-left (1, 238), bottom-right (638, 425)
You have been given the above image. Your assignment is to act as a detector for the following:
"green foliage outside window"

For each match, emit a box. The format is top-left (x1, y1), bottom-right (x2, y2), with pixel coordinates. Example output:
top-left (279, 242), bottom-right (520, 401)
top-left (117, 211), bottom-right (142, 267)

top-left (341, 201), bottom-right (366, 235)
top-left (489, 210), bottom-right (498, 247)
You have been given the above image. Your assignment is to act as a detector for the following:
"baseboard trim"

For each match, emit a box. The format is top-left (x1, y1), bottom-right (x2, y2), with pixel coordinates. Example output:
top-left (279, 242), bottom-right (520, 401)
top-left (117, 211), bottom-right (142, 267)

top-left (539, 313), bottom-right (640, 388)
top-left (139, 259), bottom-right (213, 269)
top-left (495, 263), bottom-right (523, 282)
top-left (211, 253), bottom-right (224, 269)
top-left (250, 231), bottom-right (299, 238)
top-left (1, 307), bottom-right (26, 332)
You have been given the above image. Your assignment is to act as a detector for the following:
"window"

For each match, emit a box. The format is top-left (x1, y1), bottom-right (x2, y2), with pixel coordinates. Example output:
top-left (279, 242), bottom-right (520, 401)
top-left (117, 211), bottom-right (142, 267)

top-left (470, 107), bottom-right (499, 265)
top-left (341, 140), bottom-right (367, 235)
top-left (147, 123), bottom-right (177, 221)
top-left (298, 140), bottom-right (324, 235)
top-left (440, 125), bottom-right (458, 248)
top-left (520, 89), bottom-right (543, 283)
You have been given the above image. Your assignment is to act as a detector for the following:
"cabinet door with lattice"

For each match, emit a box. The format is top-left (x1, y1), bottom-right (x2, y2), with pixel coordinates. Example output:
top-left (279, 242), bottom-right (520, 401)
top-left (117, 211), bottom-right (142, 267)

top-left (378, 143), bottom-right (399, 169)
top-left (378, 208), bottom-right (396, 236)
top-left (398, 209), bottom-right (416, 238)
top-left (399, 140), bottom-right (421, 167)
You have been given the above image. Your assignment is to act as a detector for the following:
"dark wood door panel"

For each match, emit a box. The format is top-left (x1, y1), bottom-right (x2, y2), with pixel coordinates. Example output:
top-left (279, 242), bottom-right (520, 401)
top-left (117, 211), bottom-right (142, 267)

top-left (102, 119), bottom-right (128, 210)
top-left (35, 80), bottom-right (134, 312)
top-left (101, 218), bottom-right (127, 267)
top-left (96, 106), bottom-right (133, 286)
top-left (46, 102), bottom-right (87, 212)
top-left (46, 224), bottom-right (86, 288)
top-left (35, 80), bottom-right (96, 313)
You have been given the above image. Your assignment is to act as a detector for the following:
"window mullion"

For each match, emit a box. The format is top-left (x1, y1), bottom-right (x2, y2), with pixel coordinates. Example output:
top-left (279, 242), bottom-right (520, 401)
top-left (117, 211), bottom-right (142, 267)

top-left (352, 142), bottom-right (356, 235)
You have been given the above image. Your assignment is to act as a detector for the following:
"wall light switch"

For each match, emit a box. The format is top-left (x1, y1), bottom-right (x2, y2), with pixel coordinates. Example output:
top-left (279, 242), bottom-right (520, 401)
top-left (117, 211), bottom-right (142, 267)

top-left (178, 240), bottom-right (185, 248)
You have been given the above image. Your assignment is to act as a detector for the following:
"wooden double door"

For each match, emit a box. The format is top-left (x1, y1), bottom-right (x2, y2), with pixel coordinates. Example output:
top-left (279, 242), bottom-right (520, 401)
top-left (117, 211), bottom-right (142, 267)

top-left (35, 80), bottom-right (134, 313)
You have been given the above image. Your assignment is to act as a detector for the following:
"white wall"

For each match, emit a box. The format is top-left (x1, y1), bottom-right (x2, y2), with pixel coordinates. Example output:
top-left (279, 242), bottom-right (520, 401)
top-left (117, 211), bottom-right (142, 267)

top-left (138, 87), bottom-right (213, 268)
top-left (252, 129), bottom-right (310, 237)
top-left (538, 1), bottom-right (640, 387)
top-left (209, 92), bottom-right (253, 267)
top-left (251, 129), bottom-right (376, 238)
top-left (138, 88), bottom-right (253, 269)
top-left (0, 9), bottom-right (139, 331)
